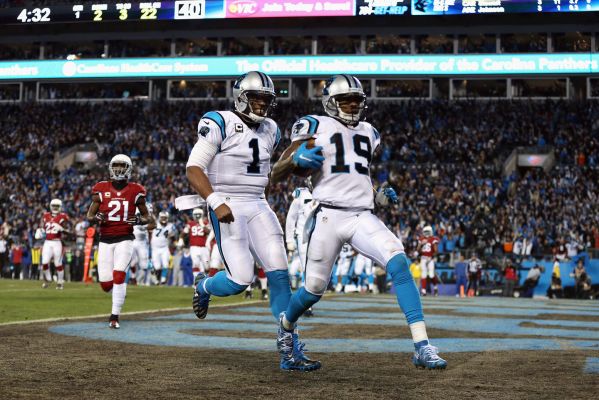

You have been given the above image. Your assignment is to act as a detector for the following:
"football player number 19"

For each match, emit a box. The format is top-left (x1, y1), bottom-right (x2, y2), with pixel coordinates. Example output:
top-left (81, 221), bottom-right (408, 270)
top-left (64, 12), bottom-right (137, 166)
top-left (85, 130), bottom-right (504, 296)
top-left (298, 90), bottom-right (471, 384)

top-left (107, 200), bottom-right (130, 222)
top-left (330, 133), bottom-right (372, 175)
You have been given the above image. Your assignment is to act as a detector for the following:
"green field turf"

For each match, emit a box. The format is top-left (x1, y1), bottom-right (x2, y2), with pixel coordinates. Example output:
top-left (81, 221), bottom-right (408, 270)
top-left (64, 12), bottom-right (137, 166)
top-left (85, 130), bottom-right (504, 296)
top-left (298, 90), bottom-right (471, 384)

top-left (0, 280), bottom-right (255, 324)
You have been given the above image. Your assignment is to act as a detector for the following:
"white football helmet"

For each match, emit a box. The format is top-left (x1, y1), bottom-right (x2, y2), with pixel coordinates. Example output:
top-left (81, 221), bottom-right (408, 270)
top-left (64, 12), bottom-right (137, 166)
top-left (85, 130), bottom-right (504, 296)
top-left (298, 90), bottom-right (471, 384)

top-left (109, 154), bottom-right (132, 181)
top-left (232, 71), bottom-right (276, 123)
top-left (192, 208), bottom-right (204, 221)
top-left (158, 211), bottom-right (169, 224)
top-left (423, 226), bottom-right (433, 237)
top-left (50, 199), bottom-right (62, 215)
top-left (322, 74), bottom-right (367, 126)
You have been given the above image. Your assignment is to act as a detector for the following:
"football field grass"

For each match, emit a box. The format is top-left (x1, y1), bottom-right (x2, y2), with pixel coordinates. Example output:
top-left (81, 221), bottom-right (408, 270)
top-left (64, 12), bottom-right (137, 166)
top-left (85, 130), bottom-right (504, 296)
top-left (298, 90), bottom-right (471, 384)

top-left (0, 279), bottom-right (251, 324)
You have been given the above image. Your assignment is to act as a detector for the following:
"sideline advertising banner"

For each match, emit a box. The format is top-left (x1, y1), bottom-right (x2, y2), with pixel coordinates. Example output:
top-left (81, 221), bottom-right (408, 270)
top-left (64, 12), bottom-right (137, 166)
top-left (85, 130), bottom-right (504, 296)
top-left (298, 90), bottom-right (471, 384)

top-left (0, 53), bottom-right (597, 80)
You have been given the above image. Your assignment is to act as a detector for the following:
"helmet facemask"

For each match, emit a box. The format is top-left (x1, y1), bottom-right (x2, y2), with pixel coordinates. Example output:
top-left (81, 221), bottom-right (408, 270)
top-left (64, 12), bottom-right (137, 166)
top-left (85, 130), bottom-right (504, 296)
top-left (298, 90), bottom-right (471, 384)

top-left (192, 209), bottom-right (204, 221)
top-left (159, 211), bottom-right (169, 225)
top-left (109, 161), bottom-right (132, 181)
top-left (325, 93), bottom-right (367, 126)
top-left (236, 91), bottom-right (276, 123)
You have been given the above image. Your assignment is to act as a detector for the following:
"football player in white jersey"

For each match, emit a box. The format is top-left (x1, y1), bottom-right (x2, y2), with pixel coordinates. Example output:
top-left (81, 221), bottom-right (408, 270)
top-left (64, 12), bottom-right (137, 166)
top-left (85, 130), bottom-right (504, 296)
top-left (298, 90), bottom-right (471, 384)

top-left (186, 71), bottom-right (320, 372)
top-left (353, 253), bottom-right (375, 293)
top-left (285, 186), bottom-right (313, 289)
top-left (271, 74), bottom-right (447, 370)
top-left (131, 204), bottom-right (156, 285)
top-left (150, 211), bottom-right (176, 285)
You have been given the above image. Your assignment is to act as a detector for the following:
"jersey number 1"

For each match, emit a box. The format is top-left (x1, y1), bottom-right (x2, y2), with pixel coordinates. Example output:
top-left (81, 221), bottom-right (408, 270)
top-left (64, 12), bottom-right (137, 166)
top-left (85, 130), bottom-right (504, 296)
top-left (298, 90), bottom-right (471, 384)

top-left (247, 138), bottom-right (261, 174)
top-left (330, 133), bottom-right (371, 175)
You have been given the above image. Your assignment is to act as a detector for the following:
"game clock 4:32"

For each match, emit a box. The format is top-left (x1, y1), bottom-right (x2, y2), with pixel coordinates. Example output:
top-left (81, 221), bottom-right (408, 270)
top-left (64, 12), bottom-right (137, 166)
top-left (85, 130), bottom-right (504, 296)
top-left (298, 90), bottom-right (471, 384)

top-left (16, 7), bottom-right (51, 23)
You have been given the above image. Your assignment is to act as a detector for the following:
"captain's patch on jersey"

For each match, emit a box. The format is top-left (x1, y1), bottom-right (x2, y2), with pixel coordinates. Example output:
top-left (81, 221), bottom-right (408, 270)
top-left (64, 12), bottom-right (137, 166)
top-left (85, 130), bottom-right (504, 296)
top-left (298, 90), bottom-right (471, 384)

top-left (235, 123), bottom-right (243, 133)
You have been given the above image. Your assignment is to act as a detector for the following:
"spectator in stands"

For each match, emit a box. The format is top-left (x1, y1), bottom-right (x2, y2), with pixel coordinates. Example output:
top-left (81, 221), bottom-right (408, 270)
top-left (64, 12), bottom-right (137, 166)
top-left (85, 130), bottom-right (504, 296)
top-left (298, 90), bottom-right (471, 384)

top-left (503, 260), bottom-right (518, 297)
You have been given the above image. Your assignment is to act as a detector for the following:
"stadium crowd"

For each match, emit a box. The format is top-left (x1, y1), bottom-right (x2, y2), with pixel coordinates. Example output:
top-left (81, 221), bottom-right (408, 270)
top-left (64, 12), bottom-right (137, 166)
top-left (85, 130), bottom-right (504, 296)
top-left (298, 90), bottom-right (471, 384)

top-left (0, 99), bottom-right (598, 296)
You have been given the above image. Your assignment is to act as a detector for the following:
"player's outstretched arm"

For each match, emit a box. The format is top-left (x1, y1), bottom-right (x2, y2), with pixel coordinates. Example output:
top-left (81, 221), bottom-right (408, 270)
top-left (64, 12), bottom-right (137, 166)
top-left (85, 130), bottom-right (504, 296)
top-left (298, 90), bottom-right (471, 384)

top-left (271, 141), bottom-right (302, 184)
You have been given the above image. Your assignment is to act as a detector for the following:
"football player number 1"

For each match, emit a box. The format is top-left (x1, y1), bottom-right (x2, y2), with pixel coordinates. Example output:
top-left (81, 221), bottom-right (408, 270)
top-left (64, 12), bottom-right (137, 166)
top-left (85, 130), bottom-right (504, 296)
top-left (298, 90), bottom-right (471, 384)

top-left (247, 138), bottom-right (261, 174)
top-left (107, 200), bottom-right (130, 222)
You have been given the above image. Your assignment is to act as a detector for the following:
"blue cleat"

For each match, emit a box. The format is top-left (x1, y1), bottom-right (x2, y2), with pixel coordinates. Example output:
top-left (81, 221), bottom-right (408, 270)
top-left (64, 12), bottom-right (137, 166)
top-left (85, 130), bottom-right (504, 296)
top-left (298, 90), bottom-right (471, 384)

top-left (192, 273), bottom-right (211, 319)
top-left (292, 331), bottom-right (321, 369)
top-left (277, 313), bottom-right (321, 372)
top-left (412, 344), bottom-right (447, 370)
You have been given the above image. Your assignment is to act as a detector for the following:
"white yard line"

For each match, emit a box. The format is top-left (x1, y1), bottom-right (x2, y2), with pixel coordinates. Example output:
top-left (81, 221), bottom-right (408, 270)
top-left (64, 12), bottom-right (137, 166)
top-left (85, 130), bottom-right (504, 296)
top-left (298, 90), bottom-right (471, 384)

top-left (0, 300), bottom-right (262, 327)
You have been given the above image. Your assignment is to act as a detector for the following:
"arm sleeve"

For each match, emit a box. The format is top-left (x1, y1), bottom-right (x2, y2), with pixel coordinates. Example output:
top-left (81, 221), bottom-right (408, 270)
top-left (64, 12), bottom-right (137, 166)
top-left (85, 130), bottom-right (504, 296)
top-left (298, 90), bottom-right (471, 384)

top-left (290, 116), bottom-right (319, 142)
top-left (285, 198), bottom-right (301, 242)
top-left (197, 112), bottom-right (226, 147)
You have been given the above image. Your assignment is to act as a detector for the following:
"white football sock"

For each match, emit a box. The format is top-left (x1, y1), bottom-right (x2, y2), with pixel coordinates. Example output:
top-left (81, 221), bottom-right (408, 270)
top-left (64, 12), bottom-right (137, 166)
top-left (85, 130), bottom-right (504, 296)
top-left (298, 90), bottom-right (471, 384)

top-left (409, 321), bottom-right (429, 344)
top-left (258, 277), bottom-right (267, 290)
top-left (112, 283), bottom-right (127, 315)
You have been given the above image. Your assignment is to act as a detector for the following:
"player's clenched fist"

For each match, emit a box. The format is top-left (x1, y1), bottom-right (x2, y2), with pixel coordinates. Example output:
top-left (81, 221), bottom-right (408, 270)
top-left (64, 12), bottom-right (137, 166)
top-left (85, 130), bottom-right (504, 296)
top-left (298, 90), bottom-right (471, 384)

top-left (214, 204), bottom-right (234, 223)
top-left (95, 212), bottom-right (106, 223)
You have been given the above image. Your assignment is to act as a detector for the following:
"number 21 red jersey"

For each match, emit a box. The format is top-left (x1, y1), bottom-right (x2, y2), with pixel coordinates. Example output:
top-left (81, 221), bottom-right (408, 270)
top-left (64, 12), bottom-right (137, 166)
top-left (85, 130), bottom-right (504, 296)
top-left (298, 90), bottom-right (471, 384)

top-left (92, 181), bottom-right (146, 239)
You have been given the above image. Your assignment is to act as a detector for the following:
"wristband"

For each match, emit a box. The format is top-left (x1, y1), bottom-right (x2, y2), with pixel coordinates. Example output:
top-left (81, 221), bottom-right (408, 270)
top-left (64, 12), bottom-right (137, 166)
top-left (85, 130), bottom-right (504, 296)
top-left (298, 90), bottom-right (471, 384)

top-left (206, 192), bottom-right (225, 211)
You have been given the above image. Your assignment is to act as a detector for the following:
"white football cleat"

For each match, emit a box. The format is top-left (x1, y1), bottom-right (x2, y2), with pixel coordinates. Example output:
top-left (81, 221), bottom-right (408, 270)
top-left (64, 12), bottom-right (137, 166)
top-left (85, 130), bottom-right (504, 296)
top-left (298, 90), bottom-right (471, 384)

top-left (109, 314), bottom-right (120, 329)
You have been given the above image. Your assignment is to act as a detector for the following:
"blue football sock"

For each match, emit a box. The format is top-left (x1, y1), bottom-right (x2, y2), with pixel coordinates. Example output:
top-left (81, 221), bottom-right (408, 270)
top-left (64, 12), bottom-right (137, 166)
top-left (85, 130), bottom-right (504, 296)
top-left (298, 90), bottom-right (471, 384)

top-left (285, 287), bottom-right (321, 324)
top-left (265, 270), bottom-right (292, 320)
top-left (200, 271), bottom-right (247, 296)
top-left (387, 253), bottom-right (424, 325)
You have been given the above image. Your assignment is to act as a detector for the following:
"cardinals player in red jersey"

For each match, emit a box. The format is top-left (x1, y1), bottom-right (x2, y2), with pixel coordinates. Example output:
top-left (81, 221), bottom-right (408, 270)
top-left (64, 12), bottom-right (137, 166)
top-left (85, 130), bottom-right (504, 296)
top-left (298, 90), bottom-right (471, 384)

top-left (417, 226), bottom-right (440, 296)
top-left (181, 208), bottom-right (211, 279)
top-left (86, 154), bottom-right (151, 329)
top-left (41, 199), bottom-right (70, 289)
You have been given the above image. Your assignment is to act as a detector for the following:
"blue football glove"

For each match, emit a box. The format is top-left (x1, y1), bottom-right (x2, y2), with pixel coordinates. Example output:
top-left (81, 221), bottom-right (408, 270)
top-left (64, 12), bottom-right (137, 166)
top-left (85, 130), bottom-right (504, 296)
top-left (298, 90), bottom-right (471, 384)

top-left (292, 142), bottom-right (325, 170)
top-left (375, 182), bottom-right (398, 207)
